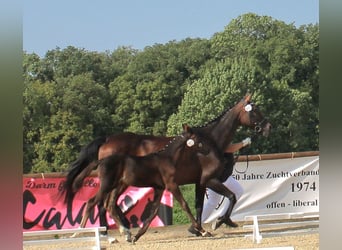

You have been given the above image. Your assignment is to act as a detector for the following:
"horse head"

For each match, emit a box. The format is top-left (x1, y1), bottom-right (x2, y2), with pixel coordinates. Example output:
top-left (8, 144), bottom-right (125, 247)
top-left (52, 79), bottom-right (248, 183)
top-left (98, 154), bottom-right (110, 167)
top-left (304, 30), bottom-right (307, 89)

top-left (237, 93), bottom-right (272, 137)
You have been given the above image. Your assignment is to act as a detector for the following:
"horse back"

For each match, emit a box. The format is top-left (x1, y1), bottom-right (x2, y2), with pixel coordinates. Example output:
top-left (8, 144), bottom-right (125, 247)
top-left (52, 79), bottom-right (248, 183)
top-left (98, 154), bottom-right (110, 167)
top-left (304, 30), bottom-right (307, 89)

top-left (98, 132), bottom-right (173, 159)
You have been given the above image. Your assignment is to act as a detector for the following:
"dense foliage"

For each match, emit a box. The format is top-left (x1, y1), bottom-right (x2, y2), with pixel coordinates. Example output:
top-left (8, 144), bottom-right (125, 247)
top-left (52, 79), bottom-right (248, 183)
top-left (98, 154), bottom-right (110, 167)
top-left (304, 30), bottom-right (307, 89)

top-left (23, 13), bottom-right (318, 174)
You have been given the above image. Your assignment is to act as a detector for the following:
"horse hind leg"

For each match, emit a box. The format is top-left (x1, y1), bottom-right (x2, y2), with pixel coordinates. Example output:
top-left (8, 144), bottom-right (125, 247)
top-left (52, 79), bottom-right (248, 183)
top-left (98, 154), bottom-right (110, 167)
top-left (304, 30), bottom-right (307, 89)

top-left (72, 177), bottom-right (114, 238)
top-left (97, 200), bottom-right (109, 236)
top-left (212, 200), bottom-right (237, 230)
top-left (108, 185), bottom-right (133, 243)
top-left (70, 195), bottom-right (98, 238)
top-left (132, 188), bottom-right (164, 243)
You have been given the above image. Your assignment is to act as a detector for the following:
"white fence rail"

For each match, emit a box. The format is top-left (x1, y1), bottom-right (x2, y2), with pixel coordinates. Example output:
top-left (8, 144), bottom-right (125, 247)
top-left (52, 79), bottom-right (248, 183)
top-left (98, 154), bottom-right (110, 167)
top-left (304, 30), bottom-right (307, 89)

top-left (243, 212), bottom-right (319, 243)
top-left (23, 227), bottom-right (107, 250)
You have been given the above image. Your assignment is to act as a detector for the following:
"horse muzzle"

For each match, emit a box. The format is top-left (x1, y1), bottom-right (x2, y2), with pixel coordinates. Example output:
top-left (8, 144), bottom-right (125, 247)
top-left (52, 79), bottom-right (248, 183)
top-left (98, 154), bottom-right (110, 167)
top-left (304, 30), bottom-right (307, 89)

top-left (261, 122), bottom-right (272, 137)
top-left (255, 120), bottom-right (271, 137)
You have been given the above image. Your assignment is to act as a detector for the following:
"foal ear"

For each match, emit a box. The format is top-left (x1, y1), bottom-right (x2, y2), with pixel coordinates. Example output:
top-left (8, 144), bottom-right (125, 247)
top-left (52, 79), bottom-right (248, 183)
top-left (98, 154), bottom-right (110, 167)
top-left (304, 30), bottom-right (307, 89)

top-left (244, 93), bottom-right (253, 102)
top-left (182, 123), bottom-right (193, 134)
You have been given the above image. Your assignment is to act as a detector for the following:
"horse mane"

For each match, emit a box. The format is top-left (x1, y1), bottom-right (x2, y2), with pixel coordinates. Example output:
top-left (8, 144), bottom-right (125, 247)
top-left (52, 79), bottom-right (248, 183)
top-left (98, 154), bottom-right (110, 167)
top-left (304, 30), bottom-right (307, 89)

top-left (192, 105), bottom-right (233, 129)
top-left (192, 96), bottom-right (248, 129)
top-left (152, 136), bottom-right (182, 154)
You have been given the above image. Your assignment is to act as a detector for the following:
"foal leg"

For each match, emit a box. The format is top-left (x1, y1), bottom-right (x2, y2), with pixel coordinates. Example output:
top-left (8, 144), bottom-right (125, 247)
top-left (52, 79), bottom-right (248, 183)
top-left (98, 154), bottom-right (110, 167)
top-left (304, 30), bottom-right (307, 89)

top-left (188, 183), bottom-right (206, 236)
top-left (132, 188), bottom-right (164, 243)
top-left (206, 178), bottom-right (237, 230)
top-left (99, 191), bottom-right (119, 243)
top-left (71, 195), bottom-right (98, 238)
top-left (73, 168), bottom-right (115, 238)
top-left (169, 184), bottom-right (210, 237)
top-left (97, 200), bottom-right (109, 235)
top-left (109, 185), bottom-right (132, 242)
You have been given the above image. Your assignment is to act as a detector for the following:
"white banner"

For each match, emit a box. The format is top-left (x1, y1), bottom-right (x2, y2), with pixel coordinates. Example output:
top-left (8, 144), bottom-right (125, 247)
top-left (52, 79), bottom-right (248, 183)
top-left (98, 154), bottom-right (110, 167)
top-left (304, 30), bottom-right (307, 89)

top-left (203, 156), bottom-right (319, 222)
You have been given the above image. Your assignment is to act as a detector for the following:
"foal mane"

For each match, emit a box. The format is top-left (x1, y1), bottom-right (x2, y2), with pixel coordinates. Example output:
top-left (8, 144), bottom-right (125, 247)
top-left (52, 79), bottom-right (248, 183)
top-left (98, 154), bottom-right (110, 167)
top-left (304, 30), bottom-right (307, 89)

top-left (152, 135), bottom-right (183, 155)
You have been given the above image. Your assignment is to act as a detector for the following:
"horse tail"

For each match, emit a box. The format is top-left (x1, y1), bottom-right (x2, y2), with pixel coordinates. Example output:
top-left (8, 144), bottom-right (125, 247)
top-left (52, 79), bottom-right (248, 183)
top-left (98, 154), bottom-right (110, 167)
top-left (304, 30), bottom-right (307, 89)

top-left (62, 136), bottom-right (107, 207)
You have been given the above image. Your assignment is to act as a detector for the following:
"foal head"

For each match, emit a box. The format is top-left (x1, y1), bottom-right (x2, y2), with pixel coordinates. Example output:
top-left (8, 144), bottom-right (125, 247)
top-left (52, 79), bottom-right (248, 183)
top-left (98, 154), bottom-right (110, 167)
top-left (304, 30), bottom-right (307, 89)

top-left (161, 124), bottom-right (214, 165)
top-left (180, 124), bottom-right (212, 156)
top-left (236, 94), bottom-right (271, 137)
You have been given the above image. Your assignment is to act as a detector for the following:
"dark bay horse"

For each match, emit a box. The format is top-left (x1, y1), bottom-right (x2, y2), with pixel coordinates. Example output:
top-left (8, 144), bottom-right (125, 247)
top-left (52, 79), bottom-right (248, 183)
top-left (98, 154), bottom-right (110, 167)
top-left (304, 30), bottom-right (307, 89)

top-left (78, 124), bottom-right (229, 243)
top-left (62, 94), bottom-right (271, 235)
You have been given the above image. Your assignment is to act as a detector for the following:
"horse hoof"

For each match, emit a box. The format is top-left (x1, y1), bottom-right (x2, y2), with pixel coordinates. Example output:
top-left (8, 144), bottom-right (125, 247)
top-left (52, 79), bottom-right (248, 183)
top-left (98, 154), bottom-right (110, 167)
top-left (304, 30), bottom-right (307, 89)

top-left (70, 233), bottom-right (78, 238)
top-left (131, 236), bottom-right (137, 245)
top-left (125, 235), bottom-right (132, 242)
top-left (225, 218), bottom-right (239, 228)
top-left (188, 225), bottom-right (201, 237)
top-left (121, 227), bottom-right (132, 242)
top-left (124, 232), bottom-right (132, 242)
top-left (212, 218), bottom-right (224, 230)
top-left (108, 237), bottom-right (118, 244)
top-left (212, 217), bottom-right (238, 230)
top-left (100, 231), bottom-right (108, 236)
top-left (201, 231), bottom-right (213, 237)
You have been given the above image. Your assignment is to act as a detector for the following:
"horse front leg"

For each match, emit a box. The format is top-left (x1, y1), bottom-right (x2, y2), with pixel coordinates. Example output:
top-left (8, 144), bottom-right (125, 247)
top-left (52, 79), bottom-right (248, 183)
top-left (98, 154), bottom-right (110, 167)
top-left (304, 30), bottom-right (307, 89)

top-left (169, 184), bottom-right (211, 237)
top-left (188, 183), bottom-right (207, 236)
top-left (132, 188), bottom-right (164, 243)
top-left (206, 178), bottom-right (237, 230)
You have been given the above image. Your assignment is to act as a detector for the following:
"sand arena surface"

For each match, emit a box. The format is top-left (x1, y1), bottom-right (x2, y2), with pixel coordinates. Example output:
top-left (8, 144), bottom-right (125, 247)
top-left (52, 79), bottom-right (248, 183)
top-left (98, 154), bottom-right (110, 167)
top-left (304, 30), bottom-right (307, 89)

top-left (23, 222), bottom-right (318, 250)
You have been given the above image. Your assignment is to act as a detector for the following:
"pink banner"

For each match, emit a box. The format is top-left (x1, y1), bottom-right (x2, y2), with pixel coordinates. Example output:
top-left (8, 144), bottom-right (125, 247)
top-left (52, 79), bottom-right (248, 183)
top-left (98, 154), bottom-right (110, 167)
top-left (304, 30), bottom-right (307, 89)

top-left (23, 176), bottom-right (173, 231)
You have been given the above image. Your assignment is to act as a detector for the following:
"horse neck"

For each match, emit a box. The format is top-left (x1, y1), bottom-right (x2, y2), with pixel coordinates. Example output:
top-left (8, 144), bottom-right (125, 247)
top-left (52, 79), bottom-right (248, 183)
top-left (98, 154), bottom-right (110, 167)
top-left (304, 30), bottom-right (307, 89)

top-left (158, 136), bottom-right (186, 163)
top-left (197, 105), bottom-right (242, 151)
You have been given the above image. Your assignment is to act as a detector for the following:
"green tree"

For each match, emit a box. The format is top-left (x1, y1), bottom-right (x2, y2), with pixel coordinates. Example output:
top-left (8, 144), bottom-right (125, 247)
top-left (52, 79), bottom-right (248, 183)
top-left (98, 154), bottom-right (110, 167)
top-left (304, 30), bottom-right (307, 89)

top-left (23, 14), bottom-right (318, 173)
top-left (31, 110), bottom-right (94, 173)
top-left (23, 79), bottom-right (58, 173)
top-left (168, 13), bottom-right (319, 153)
top-left (109, 39), bottom-right (212, 135)
top-left (23, 52), bottom-right (43, 82)
top-left (24, 73), bottom-right (114, 173)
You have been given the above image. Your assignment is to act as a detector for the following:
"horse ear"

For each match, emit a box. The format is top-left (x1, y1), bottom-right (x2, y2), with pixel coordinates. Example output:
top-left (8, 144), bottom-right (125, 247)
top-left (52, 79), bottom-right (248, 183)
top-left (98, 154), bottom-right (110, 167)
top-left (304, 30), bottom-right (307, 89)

top-left (182, 124), bottom-right (193, 134)
top-left (245, 93), bottom-right (252, 102)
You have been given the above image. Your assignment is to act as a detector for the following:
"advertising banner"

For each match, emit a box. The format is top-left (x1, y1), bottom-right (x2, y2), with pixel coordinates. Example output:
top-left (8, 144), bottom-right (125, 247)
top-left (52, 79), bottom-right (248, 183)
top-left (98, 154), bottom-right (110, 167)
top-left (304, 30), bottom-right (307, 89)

top-left (23, 154), bottom-right (319, 230)
top-left (23, 177), bottom-right (173, 231)
top-left (203, 155), bottom-right (319, 222)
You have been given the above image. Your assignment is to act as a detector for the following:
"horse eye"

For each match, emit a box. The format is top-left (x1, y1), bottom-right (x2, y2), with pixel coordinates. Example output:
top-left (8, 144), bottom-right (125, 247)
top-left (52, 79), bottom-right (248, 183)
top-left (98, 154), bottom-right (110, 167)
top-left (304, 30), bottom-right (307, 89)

top-left (255, 125), bottom-right (262, 133)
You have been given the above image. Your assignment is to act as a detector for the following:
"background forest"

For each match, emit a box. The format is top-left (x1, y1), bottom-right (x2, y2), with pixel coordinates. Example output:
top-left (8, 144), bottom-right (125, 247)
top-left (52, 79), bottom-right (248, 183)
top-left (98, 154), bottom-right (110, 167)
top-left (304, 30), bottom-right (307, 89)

top-left (23, 13), bottom-right (319, 174)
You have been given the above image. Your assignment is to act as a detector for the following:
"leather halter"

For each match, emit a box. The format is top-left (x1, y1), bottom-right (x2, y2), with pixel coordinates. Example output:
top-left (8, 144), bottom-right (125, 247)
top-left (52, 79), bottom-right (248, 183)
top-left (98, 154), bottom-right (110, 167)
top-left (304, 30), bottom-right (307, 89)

top-left (241, 99), bottom-right (268, 134)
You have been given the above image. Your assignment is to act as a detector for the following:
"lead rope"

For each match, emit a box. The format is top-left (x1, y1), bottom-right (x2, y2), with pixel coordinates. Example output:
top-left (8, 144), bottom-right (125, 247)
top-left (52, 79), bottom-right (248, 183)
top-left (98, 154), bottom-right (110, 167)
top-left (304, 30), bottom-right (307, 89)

top-left (234, 133), bottom-right (259, 174)
top-left (234, 147), bottom-right (249, 174)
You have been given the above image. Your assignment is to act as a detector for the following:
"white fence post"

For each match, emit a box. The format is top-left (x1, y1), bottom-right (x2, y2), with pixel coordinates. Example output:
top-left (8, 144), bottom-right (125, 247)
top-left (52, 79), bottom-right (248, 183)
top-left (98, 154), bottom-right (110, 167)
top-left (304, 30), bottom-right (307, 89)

top-left (23, 227), bottom-right (107, 250)
top-left (243, 212), bottom-right (319, 242)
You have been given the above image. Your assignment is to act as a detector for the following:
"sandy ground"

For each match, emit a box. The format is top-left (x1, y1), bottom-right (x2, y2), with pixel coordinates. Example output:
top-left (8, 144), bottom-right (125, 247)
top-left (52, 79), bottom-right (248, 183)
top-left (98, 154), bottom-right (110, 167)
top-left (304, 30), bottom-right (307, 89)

top-left (23, 222), bottom-right (319, 250)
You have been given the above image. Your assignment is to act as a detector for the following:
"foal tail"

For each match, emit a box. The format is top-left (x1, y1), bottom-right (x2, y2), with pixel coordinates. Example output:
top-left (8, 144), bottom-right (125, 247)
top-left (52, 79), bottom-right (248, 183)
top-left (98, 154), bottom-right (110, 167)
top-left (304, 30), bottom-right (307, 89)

top-left (61, 136), bottom-right (107, 207)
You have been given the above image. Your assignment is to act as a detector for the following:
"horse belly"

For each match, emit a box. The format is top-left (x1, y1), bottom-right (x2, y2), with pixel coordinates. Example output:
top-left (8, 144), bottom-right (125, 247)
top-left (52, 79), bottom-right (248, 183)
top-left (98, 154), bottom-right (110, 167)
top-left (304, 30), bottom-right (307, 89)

top-left (174, 170), bottom-right (200, 185)
top-left (125, 162), bottom-right (163, 187)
